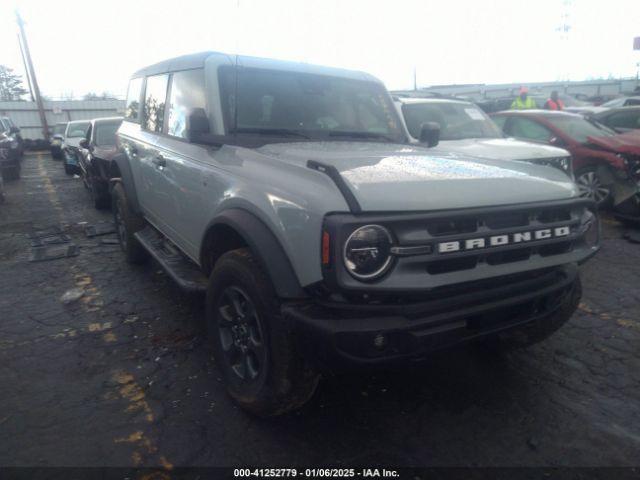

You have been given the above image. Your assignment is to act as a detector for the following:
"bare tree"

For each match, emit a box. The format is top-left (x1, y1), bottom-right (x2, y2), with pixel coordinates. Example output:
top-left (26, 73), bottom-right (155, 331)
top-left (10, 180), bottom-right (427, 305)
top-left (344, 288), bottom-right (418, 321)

top-left (0, 65), bottom-right (28, 101)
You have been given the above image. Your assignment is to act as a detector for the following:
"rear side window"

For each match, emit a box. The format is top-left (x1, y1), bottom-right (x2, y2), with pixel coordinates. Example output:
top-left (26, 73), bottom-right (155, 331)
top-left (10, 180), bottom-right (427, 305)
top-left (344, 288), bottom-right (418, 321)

top-left (95, 121), bottom-right (123, 146)
top-left (66, 122), bottom-right (90, 138)
top-left (144, 74), bottom-right (169, 133)
top-left (167, 69), bottom-right (207, 139)
top-left (607, 111), bottom-right (640, 129)
top-left (509, 117), bottom-right (553, 143)
top-left (125, 78), bottom-right (143, 121)
top-left (491, 115), bottom-right (508, 130)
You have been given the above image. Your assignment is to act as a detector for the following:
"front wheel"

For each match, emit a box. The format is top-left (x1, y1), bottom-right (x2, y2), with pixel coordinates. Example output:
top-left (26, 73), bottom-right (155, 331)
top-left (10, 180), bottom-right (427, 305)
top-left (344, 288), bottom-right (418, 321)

top-left (206, 248), bottom-right (319, 417)
top-left (493, 276), bottom-right (582, 349)
top-left (576, 166), bottom-right (611, 206)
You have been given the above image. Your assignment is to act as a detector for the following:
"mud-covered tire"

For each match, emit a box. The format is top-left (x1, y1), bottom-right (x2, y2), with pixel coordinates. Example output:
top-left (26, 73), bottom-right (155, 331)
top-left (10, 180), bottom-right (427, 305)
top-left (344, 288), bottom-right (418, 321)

top-left (493, 276), bottom-right (582, 349)
top-left (112, 182), bottom-right (148, 264)
top-left (206, 248), bottom-right (319, 417)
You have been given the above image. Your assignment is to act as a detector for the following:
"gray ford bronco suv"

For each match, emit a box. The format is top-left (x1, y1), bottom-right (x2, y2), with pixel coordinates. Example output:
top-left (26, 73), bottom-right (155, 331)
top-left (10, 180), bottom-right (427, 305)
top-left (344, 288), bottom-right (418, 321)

top-left (112, 52), bottom-right (600, 416)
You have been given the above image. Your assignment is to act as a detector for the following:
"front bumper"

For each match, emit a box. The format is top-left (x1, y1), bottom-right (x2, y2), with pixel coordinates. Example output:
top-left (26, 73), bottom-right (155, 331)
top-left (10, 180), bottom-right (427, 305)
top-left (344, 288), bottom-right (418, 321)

top-left (0, 147), bottom-right (20, 169)
top-left (64, 148), bottom-right (79, 166)
top-left (284, 265), bottom-right (579, 370)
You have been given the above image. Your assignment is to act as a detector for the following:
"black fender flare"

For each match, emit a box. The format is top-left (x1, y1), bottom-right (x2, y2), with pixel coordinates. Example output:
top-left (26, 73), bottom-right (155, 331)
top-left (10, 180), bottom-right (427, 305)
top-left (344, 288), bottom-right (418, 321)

top-left (201, 209), bottom-right (306, 299)
top-left (111, 152), bottom-right (142, 213)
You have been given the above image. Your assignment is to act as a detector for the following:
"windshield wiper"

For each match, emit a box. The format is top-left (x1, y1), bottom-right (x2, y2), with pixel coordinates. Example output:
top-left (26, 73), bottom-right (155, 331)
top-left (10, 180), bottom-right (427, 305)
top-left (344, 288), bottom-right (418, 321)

top-left (327, 131), bottom-right (397, 142)
top-left (230, 127), bottom-right (311, 139)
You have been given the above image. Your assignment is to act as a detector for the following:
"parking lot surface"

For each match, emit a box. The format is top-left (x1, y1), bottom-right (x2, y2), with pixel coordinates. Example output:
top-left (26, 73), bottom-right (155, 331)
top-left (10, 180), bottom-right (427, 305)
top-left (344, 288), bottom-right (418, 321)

top-left (1, 153), bottom-right (639, 468)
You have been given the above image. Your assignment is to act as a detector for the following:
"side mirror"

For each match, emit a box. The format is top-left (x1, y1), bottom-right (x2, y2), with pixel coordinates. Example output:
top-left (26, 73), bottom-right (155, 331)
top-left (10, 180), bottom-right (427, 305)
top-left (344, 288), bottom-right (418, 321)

top-left (419, 122), bottom-right (440, 147)
top-left (10, 126), bottom-right (20, 134)
top-left (186, 108), bottom-right (210, 142)
top-left (79, 138), bottom-right (89, 148)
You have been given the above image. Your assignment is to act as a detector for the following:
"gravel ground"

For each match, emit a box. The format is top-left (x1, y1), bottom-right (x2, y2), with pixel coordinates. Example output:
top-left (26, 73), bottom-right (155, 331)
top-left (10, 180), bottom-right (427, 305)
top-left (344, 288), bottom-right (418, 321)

top-left (0, 153), bottom-right (639, 469)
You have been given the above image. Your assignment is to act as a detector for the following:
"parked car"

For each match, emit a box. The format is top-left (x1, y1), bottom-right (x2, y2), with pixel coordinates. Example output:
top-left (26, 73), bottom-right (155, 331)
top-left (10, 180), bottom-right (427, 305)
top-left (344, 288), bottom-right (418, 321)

top-left (395, 97), bottom-right (573, 175)
top-left (62, 120), bottom-right (90, 174)
top-left (587, 107), bottom-right (640, 133)
top-left (0, 117), bottom-right (23, 181)
top-left (490, 110), bottom-right (640, 209)
top-left (77, 117), bottom-right (123, 208)
top-left (599, 96), bottom-right (640, 109)
top-left (0, 117), bottom-right (24, 158)
top-left (477, 94), bottom-right (588, 114)
top-left (113, 52), bottom-right (599, 416)
top-left (50, 122), bottom-right (68, 159)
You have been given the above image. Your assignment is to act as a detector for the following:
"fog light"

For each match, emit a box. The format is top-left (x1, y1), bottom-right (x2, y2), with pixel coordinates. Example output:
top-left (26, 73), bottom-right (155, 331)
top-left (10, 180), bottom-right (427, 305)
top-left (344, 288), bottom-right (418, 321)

top-left (373, 333), bottom-right (388, 350)
top-left (580, 210), bottom-right (599, 249)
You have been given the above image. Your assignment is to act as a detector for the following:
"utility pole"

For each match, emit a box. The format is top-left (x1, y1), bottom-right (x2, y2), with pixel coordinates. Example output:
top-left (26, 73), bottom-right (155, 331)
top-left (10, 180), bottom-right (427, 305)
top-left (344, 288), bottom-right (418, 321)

top-left (17, 33), bottom-right (35, 101)
top-left (413, 67), bottom-right (417, 91)
top-left (15, 10), bottom-right (49, 140)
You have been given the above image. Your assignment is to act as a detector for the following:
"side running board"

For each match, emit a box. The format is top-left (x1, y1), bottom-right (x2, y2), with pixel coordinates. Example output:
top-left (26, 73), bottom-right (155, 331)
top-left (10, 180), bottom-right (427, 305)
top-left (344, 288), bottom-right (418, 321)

top-left (307, 160), bottom-right (361, 213)
top-left (134, 227), bottom-right (208, 293)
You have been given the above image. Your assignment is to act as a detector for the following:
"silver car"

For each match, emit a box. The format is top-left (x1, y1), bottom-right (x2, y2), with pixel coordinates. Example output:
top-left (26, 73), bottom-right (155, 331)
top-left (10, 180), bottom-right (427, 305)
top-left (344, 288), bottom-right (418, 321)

top-left (112, 52), bottom-right (599, 416)
top-left (394, 96), bottom-right (574, 176)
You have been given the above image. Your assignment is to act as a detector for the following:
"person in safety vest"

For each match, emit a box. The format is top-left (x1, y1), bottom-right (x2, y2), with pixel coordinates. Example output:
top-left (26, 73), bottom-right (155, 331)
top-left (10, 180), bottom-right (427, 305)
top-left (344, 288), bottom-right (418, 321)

top-left (544, 91), bottom-right (564, 111)
top-left (510, 86), bottom-right (537, 110)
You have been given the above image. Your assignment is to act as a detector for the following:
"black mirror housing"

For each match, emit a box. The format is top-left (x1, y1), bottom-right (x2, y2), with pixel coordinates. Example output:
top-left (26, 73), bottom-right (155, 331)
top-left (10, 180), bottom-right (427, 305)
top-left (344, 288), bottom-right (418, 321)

top-left (10, 126), bottom-right (20, 134)
top-left (79, 138), bottom-right (89, 148)
top-left (186, 108), bottom-right (210, 142)
top-left (419, 122), bottom-right (440, 147)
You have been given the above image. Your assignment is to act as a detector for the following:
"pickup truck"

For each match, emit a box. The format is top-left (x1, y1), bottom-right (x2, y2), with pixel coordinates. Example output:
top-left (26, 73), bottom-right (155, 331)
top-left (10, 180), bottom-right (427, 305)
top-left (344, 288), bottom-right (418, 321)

top-left (112, 52), bottom-right (600, 416)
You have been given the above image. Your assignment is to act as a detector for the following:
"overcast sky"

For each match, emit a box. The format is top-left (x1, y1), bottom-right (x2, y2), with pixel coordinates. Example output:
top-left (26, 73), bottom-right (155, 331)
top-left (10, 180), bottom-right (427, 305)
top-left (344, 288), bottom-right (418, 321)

top-left (0, 0), bottom-right (639, 99)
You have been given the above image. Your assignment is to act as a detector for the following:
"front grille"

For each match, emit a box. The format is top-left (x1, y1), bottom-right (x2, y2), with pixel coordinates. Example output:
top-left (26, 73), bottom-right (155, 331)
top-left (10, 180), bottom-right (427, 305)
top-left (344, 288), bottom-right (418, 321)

top-left (324, 198), bottom-right (592, 294)
top-left (407, 204), bottom-right (583, 275)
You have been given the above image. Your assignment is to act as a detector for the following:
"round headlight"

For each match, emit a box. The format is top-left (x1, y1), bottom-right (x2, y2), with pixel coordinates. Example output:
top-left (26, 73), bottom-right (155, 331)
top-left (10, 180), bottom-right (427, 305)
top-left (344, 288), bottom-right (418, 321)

top-left (343, 225), bottom-right (393, 280)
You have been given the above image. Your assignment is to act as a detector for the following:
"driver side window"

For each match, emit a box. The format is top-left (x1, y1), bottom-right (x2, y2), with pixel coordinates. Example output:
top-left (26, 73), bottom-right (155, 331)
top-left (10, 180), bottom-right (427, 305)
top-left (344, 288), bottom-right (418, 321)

top-left (509, 117), bottom-right (553, 143)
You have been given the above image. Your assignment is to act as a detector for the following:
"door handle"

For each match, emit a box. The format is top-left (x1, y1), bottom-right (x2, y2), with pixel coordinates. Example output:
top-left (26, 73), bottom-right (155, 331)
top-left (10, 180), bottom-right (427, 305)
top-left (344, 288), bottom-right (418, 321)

top-left (152, 155), bottom-right (166, 169)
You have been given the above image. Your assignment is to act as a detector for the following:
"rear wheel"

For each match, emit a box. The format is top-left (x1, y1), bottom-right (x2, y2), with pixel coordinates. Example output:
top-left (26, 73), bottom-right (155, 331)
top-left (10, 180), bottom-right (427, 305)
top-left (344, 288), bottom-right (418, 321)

top-left (206, 248), bottom-right (319, 417)
top-left (112, 182), bottom-right (148, 264)
top-left (576, 166), bottom-right (611, 206)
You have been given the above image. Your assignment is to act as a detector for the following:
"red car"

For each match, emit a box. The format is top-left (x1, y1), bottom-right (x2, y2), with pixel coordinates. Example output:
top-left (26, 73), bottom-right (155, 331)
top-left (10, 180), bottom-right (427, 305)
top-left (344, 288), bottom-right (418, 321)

top-left (491, 110), bottom-right (640, 213)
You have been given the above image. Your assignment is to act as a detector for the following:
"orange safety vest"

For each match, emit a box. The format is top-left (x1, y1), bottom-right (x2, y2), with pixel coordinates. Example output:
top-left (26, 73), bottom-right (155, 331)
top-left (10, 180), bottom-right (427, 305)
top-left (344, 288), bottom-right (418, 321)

top-left (545, 98), bottom-right (564, 111)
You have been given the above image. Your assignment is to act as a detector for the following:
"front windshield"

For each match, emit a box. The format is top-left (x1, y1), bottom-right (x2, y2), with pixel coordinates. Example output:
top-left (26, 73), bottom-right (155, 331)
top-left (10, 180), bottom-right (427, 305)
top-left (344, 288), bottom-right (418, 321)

top-left (545, 115), bottom-right (617, 142)
top-left (401, 102), bottom-right (503, 140)
top-left (95, 121), bottom-right (122, 146)
top-left (67, 122), bottom-right (90, 138)
top-left (219, 67), bottom-right (406, 143)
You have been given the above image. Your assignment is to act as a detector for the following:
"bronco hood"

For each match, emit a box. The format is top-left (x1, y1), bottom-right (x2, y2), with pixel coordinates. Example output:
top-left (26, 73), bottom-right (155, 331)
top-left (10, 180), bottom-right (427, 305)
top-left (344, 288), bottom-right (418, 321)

top-left (259, 142), bottom-right (578, 212)
top-left (431, 137), bottom-right (569, 161)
